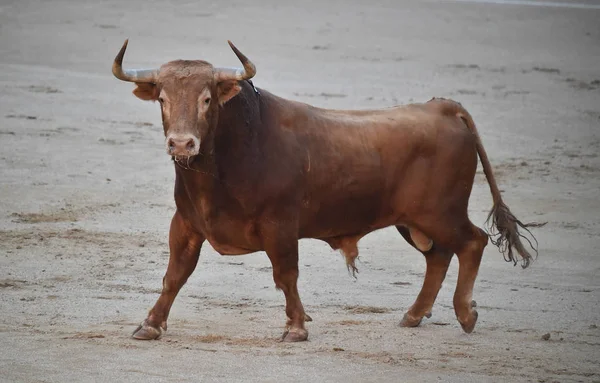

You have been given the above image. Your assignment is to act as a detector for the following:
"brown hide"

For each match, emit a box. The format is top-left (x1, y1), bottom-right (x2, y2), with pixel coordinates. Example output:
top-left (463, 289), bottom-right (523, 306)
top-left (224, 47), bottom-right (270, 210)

top-left (116, 45), bottom-right (541, 341)
top-left (181, 84), bottom-right (476, 255)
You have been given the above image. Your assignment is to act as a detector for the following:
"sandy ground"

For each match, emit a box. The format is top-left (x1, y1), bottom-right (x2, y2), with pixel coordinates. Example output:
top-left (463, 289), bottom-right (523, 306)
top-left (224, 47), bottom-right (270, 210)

top-left (1, 0), bottom-right (599, 382)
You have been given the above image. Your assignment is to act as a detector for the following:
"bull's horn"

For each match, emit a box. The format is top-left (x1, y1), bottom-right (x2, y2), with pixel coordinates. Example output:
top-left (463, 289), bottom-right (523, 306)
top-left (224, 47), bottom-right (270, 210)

top-left (112, 39), bottom-right (159, 83)
top-left (213, 41), bottom-right (256, 82)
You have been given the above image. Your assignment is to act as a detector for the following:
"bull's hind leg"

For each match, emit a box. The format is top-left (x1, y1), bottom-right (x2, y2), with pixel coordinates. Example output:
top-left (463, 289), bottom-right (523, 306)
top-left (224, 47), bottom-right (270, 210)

top-left (132, 211), bottom-right (204, 340)
top-left (396, 226), bottom-right (453, 327)
top-left (452, 223), bottom-right (488, 333)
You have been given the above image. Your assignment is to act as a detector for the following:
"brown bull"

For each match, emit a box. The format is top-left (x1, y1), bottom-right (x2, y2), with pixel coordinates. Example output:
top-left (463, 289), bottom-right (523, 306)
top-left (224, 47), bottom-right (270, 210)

top-left (112, 40), bottom-right (540, 342)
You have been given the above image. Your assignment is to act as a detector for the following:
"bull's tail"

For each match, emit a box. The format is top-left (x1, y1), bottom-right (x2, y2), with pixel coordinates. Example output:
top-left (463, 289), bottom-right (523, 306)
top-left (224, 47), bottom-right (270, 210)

top-left (457, 107), bottom-right (545, 268)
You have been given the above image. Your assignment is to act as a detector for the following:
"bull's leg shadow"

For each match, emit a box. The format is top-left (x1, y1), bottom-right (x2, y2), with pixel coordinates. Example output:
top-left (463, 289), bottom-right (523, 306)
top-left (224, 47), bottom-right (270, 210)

top-left (132, 211), bottom-right (205, 340)
top-left (396, 226), bottom-right (453, 327)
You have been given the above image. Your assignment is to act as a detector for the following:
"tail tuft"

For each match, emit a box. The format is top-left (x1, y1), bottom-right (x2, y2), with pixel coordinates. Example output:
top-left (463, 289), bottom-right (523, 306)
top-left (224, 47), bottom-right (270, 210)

top-left (342, 250), bottom-right (360, 279)
top-left (486, 202), bottom-right (546, 268)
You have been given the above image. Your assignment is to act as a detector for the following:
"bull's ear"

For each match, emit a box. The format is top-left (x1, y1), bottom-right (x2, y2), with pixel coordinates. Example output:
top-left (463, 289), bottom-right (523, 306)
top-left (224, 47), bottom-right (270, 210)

top-left (132, 83), bottom-right (158, 101)
top-left (217, 80), bottom-right (241, 105)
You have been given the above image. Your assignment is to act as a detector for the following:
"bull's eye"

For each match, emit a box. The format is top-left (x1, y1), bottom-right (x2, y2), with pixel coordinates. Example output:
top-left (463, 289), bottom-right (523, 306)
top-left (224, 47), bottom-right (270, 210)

top-left (204, 98), bottom-right (211, 105)
top-left (158, 97), bottom-right (165, 104)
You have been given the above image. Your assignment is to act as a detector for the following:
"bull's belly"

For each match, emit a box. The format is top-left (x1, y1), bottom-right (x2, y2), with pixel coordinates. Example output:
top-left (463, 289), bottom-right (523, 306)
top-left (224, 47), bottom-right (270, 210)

top-left (188, 188), bottom-right (397, 254)
top-left (299, 197), bottom-right (393, 239)
top-left (206, 238), bottom-right (256, 256)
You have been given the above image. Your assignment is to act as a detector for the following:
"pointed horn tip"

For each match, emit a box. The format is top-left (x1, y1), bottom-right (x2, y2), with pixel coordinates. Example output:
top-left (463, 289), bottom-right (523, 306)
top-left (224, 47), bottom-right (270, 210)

top-left (120, 38), bottom-right (129, 51)
top-left (226, 41), bottom-right (255, 71)
top-left (227, 40), bottom-right (241, 54)
top-left (114, 39), bottom-right (130, 64)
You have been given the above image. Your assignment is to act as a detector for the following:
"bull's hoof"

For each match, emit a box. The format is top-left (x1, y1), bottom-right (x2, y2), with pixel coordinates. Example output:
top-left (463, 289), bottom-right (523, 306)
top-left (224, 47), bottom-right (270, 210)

top-left (399, 312), bottom-right (423, 327)
top-left (281, 328), bottom-right (308, 342)
top-left (304, 313), bottom-right (313, 322)
top-left (132, 320), bottom-right (165, 340)
top-left (458, 309), bottom-right (478, 334)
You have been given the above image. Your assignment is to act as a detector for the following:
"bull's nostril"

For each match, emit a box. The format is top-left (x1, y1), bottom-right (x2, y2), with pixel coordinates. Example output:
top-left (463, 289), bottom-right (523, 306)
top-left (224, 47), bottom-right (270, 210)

top-left (185, 139), bottom-right (195, 152)
top-left (167, 139), bottom-right (176, 153)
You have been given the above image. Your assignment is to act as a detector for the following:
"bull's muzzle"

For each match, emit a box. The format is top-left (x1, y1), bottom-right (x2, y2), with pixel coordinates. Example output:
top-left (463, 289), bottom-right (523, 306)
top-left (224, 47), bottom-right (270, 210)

top-left (165, 134), bottom-right (200, 157)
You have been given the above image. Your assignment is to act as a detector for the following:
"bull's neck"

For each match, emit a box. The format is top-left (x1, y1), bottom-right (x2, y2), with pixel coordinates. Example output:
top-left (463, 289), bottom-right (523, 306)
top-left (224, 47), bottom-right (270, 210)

top-left (174, 81), bottom-right (263, 192)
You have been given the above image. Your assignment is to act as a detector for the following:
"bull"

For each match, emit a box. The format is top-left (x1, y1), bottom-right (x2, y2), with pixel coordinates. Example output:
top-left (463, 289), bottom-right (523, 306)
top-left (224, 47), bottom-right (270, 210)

top-left (112, 39), bottom-right (540, 342)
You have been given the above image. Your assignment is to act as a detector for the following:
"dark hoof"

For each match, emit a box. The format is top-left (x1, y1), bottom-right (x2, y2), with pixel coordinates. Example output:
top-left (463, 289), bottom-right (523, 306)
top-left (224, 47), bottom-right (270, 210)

top-left (459, 310), bottom-right (478, 334)
top-left (399, 312), bottom-right (423, 327)
top-left (132, 320), bottom-right (165, 340)
top-left (304, 313), bottom-right (313, 322)
top-left (282, 328), bottom-right (308, 342)
top-left (471, 300), bottom-right (477, 308)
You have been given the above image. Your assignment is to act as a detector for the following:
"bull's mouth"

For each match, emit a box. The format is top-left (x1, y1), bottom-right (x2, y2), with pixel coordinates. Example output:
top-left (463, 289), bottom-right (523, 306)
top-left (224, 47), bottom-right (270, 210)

top-left (173, 154), bottom-right (193, 160)
top-left (172, 154), bottom-right (199, 168)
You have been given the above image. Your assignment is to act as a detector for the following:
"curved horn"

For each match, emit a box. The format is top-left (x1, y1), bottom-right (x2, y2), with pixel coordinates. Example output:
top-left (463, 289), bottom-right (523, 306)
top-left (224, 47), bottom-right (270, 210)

top-left (112, 39), bottom-right (159, 83)
top-left (214, 41), bottom-right (256, 82)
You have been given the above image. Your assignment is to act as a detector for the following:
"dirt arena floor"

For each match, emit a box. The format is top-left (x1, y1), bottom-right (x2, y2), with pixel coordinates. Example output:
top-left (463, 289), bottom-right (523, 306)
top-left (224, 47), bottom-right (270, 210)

top-left (1, 0), bottom-right (599, 382)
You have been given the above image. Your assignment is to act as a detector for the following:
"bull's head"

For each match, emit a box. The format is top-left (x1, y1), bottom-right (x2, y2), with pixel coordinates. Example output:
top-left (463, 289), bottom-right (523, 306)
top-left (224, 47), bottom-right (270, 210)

top-left (112, 39), bottom-right (256, 159)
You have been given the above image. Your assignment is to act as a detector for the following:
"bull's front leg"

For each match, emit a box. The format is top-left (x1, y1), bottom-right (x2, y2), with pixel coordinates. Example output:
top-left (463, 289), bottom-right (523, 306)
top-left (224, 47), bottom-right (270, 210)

top-left (132, 211), bottom-right (204, 340)
top-left (262, 228), bottom-right (308, 342)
